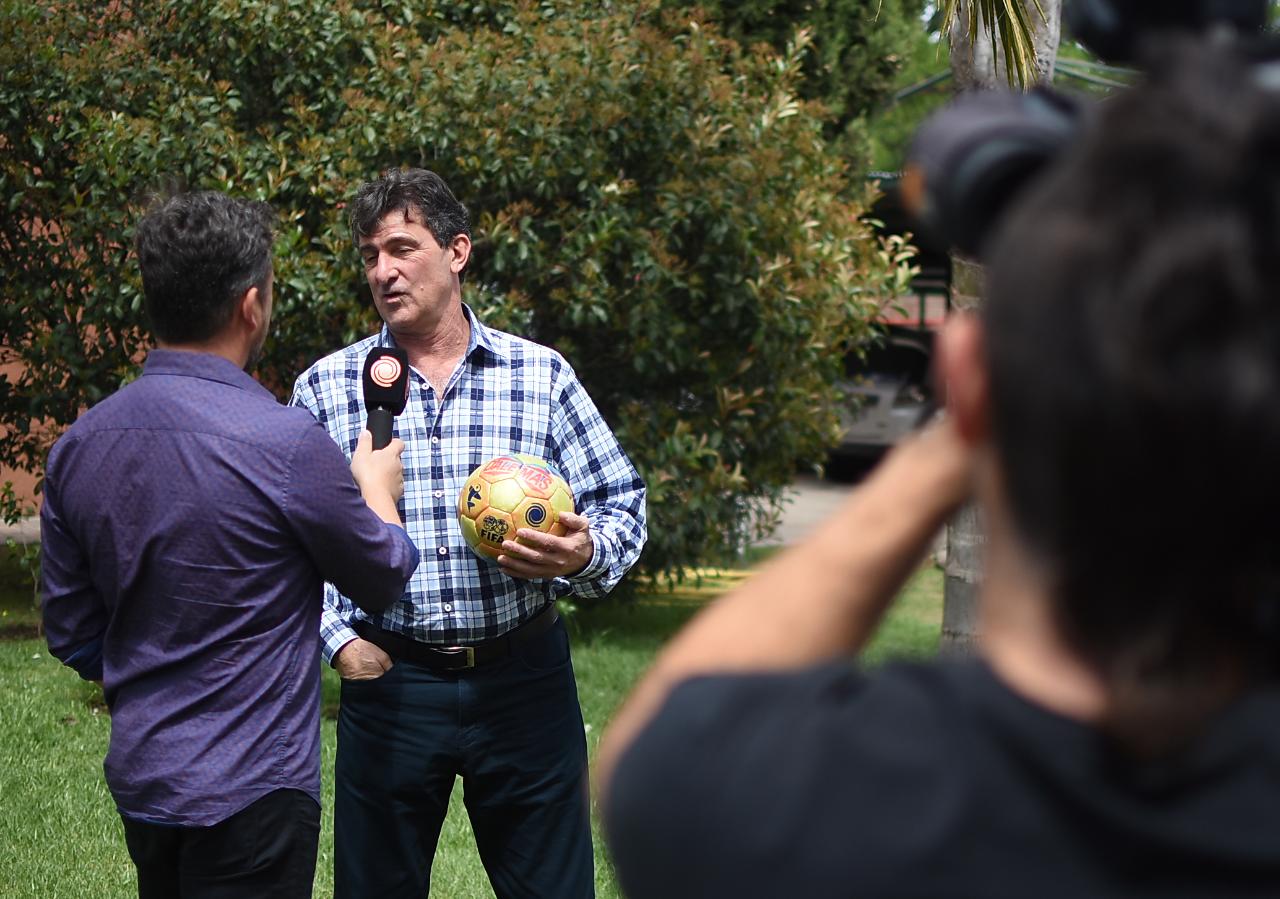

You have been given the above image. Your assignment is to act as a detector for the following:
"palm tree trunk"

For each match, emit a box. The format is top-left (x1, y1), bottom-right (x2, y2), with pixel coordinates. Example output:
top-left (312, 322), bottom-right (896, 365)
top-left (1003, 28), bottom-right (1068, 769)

top-left (939, 0), bottom-right (1061, 654)
top-left (949, 0), bottom-right (1061, 90)
top-left (940, 257), bottom-right (986, 655)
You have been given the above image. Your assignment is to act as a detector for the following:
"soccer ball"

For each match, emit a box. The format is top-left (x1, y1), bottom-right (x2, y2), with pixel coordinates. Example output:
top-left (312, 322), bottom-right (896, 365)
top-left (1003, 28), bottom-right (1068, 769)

top-left (457, 454), bottom-right (575, 561)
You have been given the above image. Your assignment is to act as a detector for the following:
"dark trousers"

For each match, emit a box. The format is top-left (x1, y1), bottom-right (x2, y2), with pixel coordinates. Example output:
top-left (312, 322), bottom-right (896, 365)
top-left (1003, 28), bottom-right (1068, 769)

top-left (334, 616), bottom-right (593, 899)
top-left (121, 788), bottom-right (320, 899)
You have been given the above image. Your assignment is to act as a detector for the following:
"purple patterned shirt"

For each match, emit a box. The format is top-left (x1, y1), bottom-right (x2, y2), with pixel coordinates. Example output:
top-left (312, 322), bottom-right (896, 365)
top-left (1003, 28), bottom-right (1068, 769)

top-left (41, 349), bottom-right (419, 826)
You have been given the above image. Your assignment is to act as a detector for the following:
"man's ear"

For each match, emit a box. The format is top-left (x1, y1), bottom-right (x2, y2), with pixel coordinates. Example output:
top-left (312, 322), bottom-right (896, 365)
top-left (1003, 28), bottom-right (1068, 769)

top-left (448, 233), bottom-right (472, 275)
top-left (936, 313), bottom-right (990, 446)
top-left (238, 286), bottom-right (265, 333)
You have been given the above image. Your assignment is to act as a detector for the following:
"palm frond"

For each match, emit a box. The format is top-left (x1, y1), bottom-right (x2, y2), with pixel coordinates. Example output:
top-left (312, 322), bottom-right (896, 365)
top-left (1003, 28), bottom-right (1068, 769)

top-left (941, 0), bottom-right (1047, 88)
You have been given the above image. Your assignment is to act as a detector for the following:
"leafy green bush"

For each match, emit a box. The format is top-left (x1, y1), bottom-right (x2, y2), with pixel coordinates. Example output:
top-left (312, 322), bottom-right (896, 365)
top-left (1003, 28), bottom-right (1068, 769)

top-left (667, 0), bottom-right (928, 153)
top-left (0, 0), bottom-right (910, 582)
top-left (0, 482), bottom-right (38, 609)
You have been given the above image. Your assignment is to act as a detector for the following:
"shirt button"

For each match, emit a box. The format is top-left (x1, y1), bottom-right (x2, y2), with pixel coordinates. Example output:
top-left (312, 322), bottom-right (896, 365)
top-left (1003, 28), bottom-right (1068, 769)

top-left (431, 436), bottom-right (440, 444)
top-left (437, 546), bottom-right (448, 555)
top-left (434, 490), bottom-right (444, 499)
top-left (443, 603), bottom-right (453, 612)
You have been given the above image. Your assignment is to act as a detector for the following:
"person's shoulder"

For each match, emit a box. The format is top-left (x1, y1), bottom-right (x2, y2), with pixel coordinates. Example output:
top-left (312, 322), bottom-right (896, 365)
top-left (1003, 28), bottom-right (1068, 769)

top-left (262, 399), bottom-right (331, 430)
top-left (683, 658), bottom-right (954, 718)
top-left (639, 660), bottom-right (979, 768)
top-left (49, 377), bottom-right (145, 451)
top-left (846, 659), bottom-right (983, 728)
top-left (296, 333), bottom-right (382, 384)
top-left (46, 405), bottom-right (99, 473)
top-left (605, 661), bottom-right (981, 897)
top-left (486, 330), bottom-right (580, 392)
top-left (473, 317), bottom-right (568, 367)
top-left (207, 384), bottom-right (331, 451)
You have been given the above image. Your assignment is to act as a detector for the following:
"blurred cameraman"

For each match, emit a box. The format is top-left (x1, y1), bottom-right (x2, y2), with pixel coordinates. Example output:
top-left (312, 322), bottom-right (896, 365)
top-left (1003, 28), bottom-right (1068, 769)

top-left (598, 39), bottom-right (1280, 899)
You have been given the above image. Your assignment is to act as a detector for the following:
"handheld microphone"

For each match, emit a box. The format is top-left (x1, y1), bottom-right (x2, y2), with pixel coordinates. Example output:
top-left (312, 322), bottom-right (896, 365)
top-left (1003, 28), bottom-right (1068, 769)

top-left (362, 347), bottom-right (409, 449)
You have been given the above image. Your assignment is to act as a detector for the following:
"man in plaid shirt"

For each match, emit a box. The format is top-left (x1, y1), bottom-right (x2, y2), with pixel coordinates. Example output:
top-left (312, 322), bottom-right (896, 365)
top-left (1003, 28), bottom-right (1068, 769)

top-left (291, 168), bottom-right (647, 898)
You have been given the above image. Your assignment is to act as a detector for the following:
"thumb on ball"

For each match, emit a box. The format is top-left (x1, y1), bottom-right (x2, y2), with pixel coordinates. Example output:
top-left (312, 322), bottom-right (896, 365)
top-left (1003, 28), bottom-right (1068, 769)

top-left (558, 510), bottom-right (588, 531)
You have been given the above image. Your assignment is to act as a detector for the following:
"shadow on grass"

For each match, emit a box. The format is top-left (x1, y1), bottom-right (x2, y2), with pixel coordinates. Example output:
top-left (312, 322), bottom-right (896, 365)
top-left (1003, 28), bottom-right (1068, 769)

top-left (0, 621), bottom-right (40, 640)
top-left (568, 567), bottom-right (756, 645)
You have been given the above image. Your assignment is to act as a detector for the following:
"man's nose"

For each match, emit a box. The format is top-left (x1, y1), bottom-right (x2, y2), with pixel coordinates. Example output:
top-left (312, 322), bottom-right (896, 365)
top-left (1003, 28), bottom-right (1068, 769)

top-left (374, 254), bottom-right (398, 285)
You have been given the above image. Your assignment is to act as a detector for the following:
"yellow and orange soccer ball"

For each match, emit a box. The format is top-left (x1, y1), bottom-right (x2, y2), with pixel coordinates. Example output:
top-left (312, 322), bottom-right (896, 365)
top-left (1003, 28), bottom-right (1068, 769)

top-left (457, 455), bottom-right (575, 561)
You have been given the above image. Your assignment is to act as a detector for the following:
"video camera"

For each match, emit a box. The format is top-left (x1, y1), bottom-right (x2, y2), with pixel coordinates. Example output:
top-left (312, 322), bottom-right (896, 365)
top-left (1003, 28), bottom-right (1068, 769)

top-left (903, 0), bottom-right (1271, 258)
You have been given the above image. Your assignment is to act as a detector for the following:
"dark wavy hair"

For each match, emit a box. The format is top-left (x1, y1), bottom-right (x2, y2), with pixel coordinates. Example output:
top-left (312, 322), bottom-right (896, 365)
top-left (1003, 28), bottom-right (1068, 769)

top-left (983, 42), bottom-right (1280, 756)
top-left (134, 191), bottom-right (275, 344)
top-left (348, 167), bottom-right (471, 263)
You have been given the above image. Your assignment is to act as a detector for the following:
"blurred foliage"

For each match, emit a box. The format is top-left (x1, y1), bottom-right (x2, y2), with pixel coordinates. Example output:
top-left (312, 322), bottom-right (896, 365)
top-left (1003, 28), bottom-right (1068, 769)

top-left (0, 482), bottom-right (38, 605)
top-left (867, 23), bottom-right (953, 171)
top-left (666, 0), bottom-right (929, 159)
top-left (867, 8), bottom-right (1130, 172)
top-left (0, 0), bottom-right (913, 582)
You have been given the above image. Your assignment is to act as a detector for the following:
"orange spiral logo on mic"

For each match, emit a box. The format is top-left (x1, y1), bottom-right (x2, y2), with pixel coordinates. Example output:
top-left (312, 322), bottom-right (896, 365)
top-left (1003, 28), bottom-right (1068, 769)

top-left (370, 356), bottom-right (402, 388)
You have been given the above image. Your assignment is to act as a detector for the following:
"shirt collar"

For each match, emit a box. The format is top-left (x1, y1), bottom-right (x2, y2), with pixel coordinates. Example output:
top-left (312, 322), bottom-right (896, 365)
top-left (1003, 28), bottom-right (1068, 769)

top-left (142, 348), bottom-right (277, 399)
top-left (376, 303), bottom-right (509, 362)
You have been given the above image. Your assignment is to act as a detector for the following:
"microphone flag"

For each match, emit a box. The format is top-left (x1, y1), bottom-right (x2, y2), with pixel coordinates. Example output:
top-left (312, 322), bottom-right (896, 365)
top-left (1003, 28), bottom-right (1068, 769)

top-left (362, 346), bottom-right (409, 449)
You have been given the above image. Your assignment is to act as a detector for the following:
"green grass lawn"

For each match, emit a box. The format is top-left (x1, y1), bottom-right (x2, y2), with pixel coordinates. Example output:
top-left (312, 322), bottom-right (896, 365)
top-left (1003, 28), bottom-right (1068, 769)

top-left (0, 549), bottom-right (942, 898)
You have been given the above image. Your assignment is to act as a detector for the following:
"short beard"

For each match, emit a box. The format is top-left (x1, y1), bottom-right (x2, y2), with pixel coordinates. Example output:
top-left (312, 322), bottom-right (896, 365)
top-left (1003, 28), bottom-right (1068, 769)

top-left (244, 333), bottom-right (266, 373)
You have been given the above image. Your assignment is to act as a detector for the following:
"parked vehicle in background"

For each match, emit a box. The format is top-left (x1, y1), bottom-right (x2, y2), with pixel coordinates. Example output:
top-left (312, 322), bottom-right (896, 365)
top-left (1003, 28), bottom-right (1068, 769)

top-left (829, 173), bottom-right (950, 473)
top-left (833, 324), bottom-right (937, 464)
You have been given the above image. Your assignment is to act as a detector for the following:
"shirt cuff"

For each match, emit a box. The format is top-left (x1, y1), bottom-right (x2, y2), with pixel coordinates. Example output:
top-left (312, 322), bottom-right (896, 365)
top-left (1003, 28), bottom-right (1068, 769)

top-left (321, 620), bottom-right (361, 667)
top-left (388, 523), bottom-right (421, 569)
top-left (568, 528), bottom-right (610, 583)
top-left (62, 636), bottom-right (104, 682)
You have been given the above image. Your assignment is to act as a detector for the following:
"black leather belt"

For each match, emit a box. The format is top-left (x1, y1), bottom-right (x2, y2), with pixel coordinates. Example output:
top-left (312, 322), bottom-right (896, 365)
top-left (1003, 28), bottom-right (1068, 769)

top-left (353, 603), bottom-right (559, 671)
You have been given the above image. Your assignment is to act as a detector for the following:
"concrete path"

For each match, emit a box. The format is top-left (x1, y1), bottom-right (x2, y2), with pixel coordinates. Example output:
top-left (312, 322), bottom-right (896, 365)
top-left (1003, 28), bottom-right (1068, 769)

top-left (0, 515), bottom-right (38, 545)
top-left (757, 473), bottom-right (859, 547)
top-left (762, 469), bottom-right (948, 563)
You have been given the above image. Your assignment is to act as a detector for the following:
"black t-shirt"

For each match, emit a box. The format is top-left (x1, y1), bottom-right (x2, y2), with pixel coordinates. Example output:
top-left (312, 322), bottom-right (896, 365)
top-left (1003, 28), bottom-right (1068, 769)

top-left (605, 659), bottom-right (1280, 898)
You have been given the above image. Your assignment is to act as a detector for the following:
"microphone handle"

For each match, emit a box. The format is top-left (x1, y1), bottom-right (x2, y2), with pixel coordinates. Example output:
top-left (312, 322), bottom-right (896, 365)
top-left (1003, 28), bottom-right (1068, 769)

top-left (367, 407), bottom-right (394, 450)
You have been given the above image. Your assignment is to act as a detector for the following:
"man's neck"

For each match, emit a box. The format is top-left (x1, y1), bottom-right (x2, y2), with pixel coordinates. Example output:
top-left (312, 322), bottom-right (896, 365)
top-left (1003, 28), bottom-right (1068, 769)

top-left (390, 303), bottom-right (471, 392)
top-left (156, 337), bottom-right (248, 370)
top-left (977, 500), bottom-right (1109, 724)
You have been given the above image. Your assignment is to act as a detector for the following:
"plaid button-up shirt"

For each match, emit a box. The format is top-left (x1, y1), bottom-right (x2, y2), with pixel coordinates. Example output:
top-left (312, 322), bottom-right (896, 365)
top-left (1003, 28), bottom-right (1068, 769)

top-left (291, 305), bottom-right (647, 662)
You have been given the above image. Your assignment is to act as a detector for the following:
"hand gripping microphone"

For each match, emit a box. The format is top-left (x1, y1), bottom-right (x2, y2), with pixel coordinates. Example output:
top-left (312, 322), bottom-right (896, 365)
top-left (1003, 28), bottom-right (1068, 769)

top-left (362, 347), bottom-right (409, 449)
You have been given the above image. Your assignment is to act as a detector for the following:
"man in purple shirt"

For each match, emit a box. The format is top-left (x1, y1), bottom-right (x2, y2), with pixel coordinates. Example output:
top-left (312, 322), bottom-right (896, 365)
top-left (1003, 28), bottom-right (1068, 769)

top-left (40, 191), bottom-right (420, 898)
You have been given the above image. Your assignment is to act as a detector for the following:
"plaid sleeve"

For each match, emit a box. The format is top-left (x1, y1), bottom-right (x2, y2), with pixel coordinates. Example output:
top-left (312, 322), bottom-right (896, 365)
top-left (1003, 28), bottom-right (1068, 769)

top-left (549, 361), bottom-right (647, 598)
